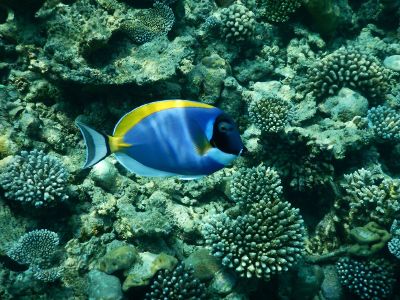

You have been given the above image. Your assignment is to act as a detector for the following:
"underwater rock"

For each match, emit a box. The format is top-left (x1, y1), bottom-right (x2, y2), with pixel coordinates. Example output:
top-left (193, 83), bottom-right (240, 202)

top-left (122, 252), bottom-right (177, 291)
top-left (187, 53), bottom-right (230, 104)
top-left (383, 55), bottom-right (400, 71)
top-left (277, 262), bottom-right (324, 300)
top-left (90, 159), bottom-right (118, 191)
top-left (88, 270), bottom-right (123, 300)
top-left (184, 248), bottom-right (222, 280)
top-left (98, 245), bottom-right (138, 274)
top-left (32, 0), bottom-right (194, 86)
top-left (210, 269), bottom-right (237, 295)
top-left (320, 265), bottom-right (344, 300)
top-left (319, 88), bottom-right (368, 122)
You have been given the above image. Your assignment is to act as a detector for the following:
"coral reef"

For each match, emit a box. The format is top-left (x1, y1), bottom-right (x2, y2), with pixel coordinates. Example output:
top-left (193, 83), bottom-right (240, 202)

top-left (334, 168), bottom-right (400, 230)
top-left (220, 2), bottom-right (256, 43)
top-left (144, 262), bottom-right (207, 300)
top-left (229, 164), bottom-right (282, 204)
top-left (248, 96), bottom-right (292, 134)
top-left (336, 257), bottom-right (396, 300)
top-left (388, 219), bottom-right (400, 259)
top-left (367, 105), bottom-right (400, 142)
top-left (7, 229), bottom-right (62, 282)
top-left (0, 0), bottom-right (399, 298)
top-left (0, 149), bottom-right (69, 207)
top-left (259, 0), bottom-right (303, 23)
top-left (303, 47), bottom-right (391, 101)
top-left (203, 197), bottom-right (305, 280)
top-left (120, 2), bottom-right (175, 44)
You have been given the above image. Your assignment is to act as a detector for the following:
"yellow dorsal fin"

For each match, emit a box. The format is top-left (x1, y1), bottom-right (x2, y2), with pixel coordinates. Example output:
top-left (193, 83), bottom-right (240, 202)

top-left (113, 100), bottom-right (214, 137)
top-left (108, 136), bottom-right (131, 153)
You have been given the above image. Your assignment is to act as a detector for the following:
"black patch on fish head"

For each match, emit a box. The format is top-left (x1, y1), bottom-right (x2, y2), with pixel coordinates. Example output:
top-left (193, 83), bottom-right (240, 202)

top-left (210, 114), bottom-right (244, 155)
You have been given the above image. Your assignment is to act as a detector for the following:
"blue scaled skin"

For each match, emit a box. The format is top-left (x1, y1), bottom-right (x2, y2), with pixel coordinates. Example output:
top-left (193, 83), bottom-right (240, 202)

top-left (76, 100), bottom-right (246, 179)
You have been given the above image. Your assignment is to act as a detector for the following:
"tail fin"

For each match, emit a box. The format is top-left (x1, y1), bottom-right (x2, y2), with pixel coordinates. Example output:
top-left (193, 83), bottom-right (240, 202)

top-left (75, 121), bottom-right (111, 168)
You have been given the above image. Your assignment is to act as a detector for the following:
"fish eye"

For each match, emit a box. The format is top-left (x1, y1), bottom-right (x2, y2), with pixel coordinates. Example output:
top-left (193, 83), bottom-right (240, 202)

top-left (218, 121), bottom-right (233, 133)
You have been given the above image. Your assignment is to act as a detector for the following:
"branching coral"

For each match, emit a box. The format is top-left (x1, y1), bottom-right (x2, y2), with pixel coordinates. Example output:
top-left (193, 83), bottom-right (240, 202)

top-left (144, 262), bottom-right (207, 300)
top-left (203, 197), bottom-right (305, 280)
top-left (121, 2), bottom-right (175, 44)
top-left (367, 105), bottom-right (400, 142)
top-left (230, 164), bottom-right (282, 204)
top-left (263, 134), bottom-right (334, 191)
top-left (259, 0), bottom-right (303, 23)
top-left (248, 96), bottom-right (292, 134)
top-left (220, 2), bottom-right (256, 43)
top-left (388, 219), bottom-right (400, 259)
top-left (334, 168), bottom-right (400, 229)
top-left (304, 47), bottom-right (391, 101)
top-left (7, 229), bottom-right (62, 282)
top-left (0, 150), bottom-right (69, 207)
top-left (336, 257), bottom-right (396, 300)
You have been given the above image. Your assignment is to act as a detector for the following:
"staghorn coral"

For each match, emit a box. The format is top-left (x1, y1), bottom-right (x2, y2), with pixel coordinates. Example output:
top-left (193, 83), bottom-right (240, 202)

top-left (248, 96), bottom-right (292, 134)
top-left (121, 2), bottom-right (175, 44)
top-left (144, 262), bottom-right (207, 300)
top-left (304, 47), bottom-right (391, 101)
top-left (334, 168), bottom-right (400, 229)
top-left (203, 198), bottom-right (305, 280)
top-left (220, 2), bottom-right (256, 43)
top-left (336, 257), bottom-right (396, 300)
top-left (367, 105), bottom-right (400, 142)
top-left (230, 164), bottom-right (282, 204)
top-left (7, 229), bottom-right (62, 282)
top-left (0, 149), bottom-right (69, 207)
top-left (259, 0), bottom-right (303, 23)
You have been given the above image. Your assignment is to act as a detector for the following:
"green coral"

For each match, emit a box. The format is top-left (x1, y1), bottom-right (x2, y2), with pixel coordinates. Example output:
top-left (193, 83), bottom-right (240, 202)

top-left (367, 105), bottom-right (400, 142)
top-left (203, 197), bottom-right (305, 280)
top-left (259, 0), bottom-right (303, 23)
top-left (334, 168), bottom-right (400, 229)
top-left (220, 2), bottom-right (256, 43)
top-left (229, 164), bottom-right (282, 204)
top-left (248, 96), bottom-right (292, 134)
top-left (121, 2), bottom-right (175, 44)
top-left (7, 229), bottom-right (62, 282)
top-left (144, 262), bottom-right (207, 300)
top-left (304, 47), bottom-right (391, 101)
top-left (0, 150), bottom-right (69, 207)
top-left (336, 257), bottom-right (396, 300)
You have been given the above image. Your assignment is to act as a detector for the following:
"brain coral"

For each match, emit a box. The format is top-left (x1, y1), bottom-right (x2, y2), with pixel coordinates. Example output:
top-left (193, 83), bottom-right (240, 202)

top-left (367, 105), bottom-right (400, 142)
top-left (144, 262), bottom-right (207, 299)
top-left (8, 229), bottom-right (62, 282)
top-left (0, 149), bottom-right (69, 207)
top-left (248, 96), bottom-right (292, 134)
top-left (304, 47), bottom-right (390, 101)
top-left (336, 257), bottom-right (396, 300)
top-left (203, 197), bottom-right (305, 280)
top-left (220, 2), bottom-right (256, 43)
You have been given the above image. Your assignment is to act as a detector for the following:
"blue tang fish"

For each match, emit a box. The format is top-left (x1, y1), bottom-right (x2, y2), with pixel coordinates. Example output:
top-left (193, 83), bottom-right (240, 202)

top-left (76, 100), bottom-right (246, 179)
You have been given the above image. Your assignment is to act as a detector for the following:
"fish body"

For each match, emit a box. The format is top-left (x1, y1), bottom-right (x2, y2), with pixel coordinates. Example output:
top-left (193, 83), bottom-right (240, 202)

top-left (76, 100), bottom-right (245, 179)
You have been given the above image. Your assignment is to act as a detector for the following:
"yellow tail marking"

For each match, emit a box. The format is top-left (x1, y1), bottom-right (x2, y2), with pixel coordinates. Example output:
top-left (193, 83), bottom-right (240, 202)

top-left (108, 136), bottom-right (132, 153)
top-left (114, 100), bottom-right (214, 136)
